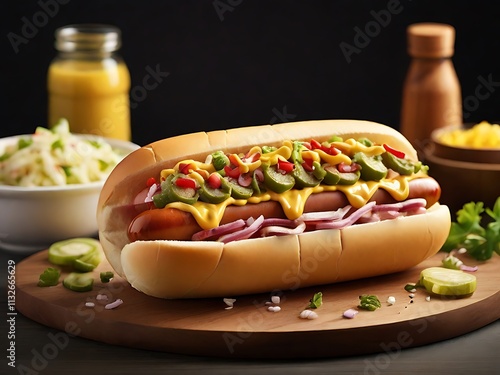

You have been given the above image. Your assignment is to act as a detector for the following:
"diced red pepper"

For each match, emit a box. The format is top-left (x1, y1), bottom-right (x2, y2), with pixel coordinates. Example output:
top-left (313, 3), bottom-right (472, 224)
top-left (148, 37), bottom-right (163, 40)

top-left (302, 141), bottom-right (312, 150)
top-left (310, 139), bottom-right (339, 156)
top-left (146, 177), bottom-right (157, 187)
top-left (338, 162), bottom-right (360, 173)
top-left (179, 163), bottom-right (195, 174)
top-left (175, 177), bottom-right (197, 189)
top-left (323, 144), bottom-right (340, 156)
top-left (224, 165), bottom-right (241, 178)
top-left (310, 139), bottom-right (322, 150)
top-left (302, 158), bottom-right (314, 172)
top-left (277, 159), bottom-right (295, 173)
top-left (207, 173), bottom-right (222, 189)
top-left (383, 144), bottom-right (405, 159)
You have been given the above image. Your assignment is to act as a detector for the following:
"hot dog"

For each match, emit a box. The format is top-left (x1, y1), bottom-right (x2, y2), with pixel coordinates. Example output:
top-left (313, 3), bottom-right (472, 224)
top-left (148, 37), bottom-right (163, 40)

top-left (97, 119), bottom-right (451, 299)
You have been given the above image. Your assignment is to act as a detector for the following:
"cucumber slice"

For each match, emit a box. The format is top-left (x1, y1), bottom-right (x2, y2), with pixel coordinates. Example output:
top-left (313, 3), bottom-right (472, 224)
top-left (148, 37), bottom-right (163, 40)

top-left (353, 152), bottom-right (387, 181)
top-left (262, 164), bottom-right (295, 193)
top-left (292, 162), bottom-right (321, 188)
top-left (63, 272), bottom-right (94, 292)
top-left (48, 238), bottom-right (101, 267)
top-left (73, 248), bottom-right (102, 272)
top-left (419, 267), bottom-right (477, 296)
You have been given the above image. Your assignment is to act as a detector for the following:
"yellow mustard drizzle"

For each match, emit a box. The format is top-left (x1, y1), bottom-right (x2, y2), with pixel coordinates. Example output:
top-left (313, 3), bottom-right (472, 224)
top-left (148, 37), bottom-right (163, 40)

top-left (159, 139), bottom-right (422, 229)
top-left (332, 138), bottom-right (385, 156)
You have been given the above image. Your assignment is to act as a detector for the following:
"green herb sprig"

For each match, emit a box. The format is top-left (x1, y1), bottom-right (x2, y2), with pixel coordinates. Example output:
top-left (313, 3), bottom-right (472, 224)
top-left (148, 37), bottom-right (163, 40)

top-left (441, 197), bottom-right (500, 261)
top-left (307, 292), bottom-right (323, 309)
top-left (358, 294), bottom-right (381, 311)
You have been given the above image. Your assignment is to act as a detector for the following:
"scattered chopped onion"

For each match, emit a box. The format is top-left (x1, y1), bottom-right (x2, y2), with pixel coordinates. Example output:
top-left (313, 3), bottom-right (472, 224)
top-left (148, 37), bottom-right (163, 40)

top-left (460, 264), bottom-right (479, 272)
top-left (343, 308), bottom-right (359, 319)
top-left (271, 296), bottom-right (281, 305)
top-left (299, 310), bottom-right (318, 320)
top-left (105, 299), bottom-right (123, 310)
top-left (223, 298), bottom-right (236, 310)
top-left (85, 302), bottom-right (95, 308)
top-left (268, 306), bottom-right (281, 312)
top-left (387, 296), bottom-right (396, 305)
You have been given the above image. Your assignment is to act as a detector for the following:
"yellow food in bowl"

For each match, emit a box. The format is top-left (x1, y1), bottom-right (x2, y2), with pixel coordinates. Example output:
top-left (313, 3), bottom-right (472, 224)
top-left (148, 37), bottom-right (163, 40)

top-left (438, 121), bottom-right (500, 148)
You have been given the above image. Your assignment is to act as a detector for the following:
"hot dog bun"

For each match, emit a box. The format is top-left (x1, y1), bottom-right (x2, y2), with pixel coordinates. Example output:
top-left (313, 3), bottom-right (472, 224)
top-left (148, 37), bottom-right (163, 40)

top-left (97, 119), bottom-right (451, 298)
top-left (120, 203), bottom-right (449, 299)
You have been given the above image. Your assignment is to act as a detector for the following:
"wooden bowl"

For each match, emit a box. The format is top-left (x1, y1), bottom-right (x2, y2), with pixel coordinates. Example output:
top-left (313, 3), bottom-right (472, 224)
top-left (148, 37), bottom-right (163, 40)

top-left (430, 124), bottom-right (500, 164)
top-left (424, 150), bottom-right (500, 217)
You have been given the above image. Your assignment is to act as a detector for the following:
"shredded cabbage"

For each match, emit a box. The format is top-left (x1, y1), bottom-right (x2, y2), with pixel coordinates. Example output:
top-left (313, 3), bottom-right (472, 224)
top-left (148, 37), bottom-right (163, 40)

top-left (0, 119), bottom-right (126, 187)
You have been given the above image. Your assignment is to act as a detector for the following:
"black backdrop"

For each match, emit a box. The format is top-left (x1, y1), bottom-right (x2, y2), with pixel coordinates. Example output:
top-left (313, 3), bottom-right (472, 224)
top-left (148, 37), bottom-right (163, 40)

top-left (2, 0), bottom-right (500, 146)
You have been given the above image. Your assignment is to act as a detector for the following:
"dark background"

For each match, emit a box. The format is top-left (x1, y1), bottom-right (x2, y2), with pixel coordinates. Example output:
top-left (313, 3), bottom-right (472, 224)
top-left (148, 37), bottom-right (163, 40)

top-left (2, 0), bottom-right (500, 147)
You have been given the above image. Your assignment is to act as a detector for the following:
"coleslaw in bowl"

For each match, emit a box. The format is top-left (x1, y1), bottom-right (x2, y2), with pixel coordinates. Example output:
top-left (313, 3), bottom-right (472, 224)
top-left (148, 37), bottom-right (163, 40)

top-left (0, 120), bottom-right (139, 253)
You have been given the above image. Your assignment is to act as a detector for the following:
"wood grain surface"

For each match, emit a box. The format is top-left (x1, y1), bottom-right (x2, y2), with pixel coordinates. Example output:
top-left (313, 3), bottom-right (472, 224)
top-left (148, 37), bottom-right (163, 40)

top-left (15, 250), bottom-right (499, 359)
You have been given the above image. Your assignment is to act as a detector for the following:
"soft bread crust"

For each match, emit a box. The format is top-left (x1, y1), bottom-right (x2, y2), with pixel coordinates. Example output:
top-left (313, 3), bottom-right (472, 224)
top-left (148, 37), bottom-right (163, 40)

top-left (97, 119), bottom-right (419, 276)
top-left (120, 204), bottom-right (450, 299)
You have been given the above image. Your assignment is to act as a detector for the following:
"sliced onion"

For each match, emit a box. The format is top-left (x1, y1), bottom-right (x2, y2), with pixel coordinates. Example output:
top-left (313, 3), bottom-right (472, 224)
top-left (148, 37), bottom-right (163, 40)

top-left (372, 202), bottom-right (403, 212)
top-left (133, 187), bottom-right (149, 205)
top-left (253, 168), bottom-right (264, 182)
top-left (315, 201), bottom-right (376, 230)
top-left (261, 218), bottom-right (298, 228)
top-left (258, 221), bottom-right (307, 237)
top-left (299, 206), bottom-right (351, 222)
top-left (377, 210), bottom-right (401, 220)
top-left (400, 198), bottom-right (427, 212)
top-left (145, 183), bottom-right (160, 203)
top-left (238, 173), bottom-right (253, 187)
top-left (405, 207), bottom-right (427, 216)
top-left (218, 215), bottom-right (265, 243)
top-left (192, 219), bottom-right (246, 241)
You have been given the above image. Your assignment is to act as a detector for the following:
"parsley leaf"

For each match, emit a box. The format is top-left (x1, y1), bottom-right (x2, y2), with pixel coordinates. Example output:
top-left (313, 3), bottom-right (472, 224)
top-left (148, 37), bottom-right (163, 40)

top-left (308, 292), bottom-right (323, 309)
top-left (441, 198), bottom-right (500, 260)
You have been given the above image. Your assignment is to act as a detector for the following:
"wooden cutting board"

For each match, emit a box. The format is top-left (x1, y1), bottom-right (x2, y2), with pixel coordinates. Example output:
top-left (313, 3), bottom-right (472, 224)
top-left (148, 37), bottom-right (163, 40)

top-left (16, 250), bottom-right (499, 359)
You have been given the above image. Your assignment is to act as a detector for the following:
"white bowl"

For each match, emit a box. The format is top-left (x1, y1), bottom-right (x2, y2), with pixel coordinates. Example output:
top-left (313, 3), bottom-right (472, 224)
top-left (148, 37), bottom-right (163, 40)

top-left (0, 135), bottom-right (139, 254)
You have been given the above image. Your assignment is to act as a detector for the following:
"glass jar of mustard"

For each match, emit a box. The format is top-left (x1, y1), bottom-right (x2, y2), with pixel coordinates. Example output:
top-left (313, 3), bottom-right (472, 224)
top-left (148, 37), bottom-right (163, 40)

top-left (47, 24), bottom-right (131, 141)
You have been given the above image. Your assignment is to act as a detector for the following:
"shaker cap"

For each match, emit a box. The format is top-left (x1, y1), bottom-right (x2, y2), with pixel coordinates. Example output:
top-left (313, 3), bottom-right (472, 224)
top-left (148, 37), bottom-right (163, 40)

top-left (407, 23), bottom-right (455, 58)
